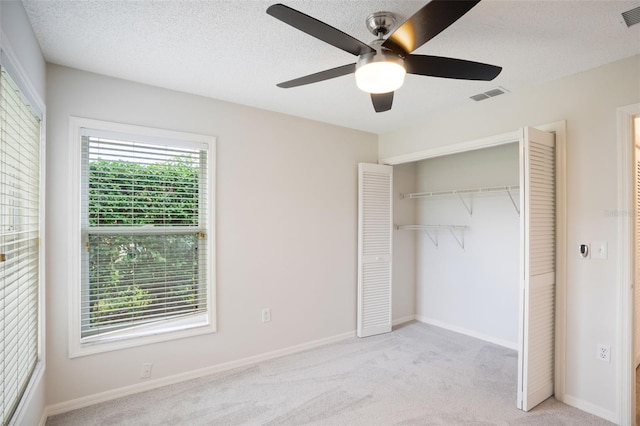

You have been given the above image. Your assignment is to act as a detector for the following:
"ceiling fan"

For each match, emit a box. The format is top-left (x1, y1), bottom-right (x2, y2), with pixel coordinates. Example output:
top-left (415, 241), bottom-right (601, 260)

top-left (266, 0), bottom-right (502, 113)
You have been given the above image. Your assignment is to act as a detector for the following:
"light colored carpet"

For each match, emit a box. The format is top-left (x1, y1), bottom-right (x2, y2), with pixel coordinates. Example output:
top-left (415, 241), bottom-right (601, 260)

top-left (47, 321), bottom-right (612, 425)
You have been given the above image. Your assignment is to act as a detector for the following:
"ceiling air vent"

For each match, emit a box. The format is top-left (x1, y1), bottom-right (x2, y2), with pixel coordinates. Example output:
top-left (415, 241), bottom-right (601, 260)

top-left (470, 87), bottom-right (509, 102)
top-left (470, 93), bottom-right (489, 101)
top-left (622, 5), bottom-right (640, 27)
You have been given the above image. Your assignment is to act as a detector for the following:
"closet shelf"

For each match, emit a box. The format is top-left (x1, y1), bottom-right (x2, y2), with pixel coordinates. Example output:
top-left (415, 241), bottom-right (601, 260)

top-left (396, 224), bottom-right (469, 250)
top-left (400, 185), bottom-right (520, 215)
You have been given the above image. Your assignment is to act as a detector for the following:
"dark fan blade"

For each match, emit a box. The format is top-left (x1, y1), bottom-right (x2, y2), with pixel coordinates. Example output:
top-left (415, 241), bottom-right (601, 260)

top-left (276, 64), bottom-right (356, 88)
top-left (405, 55), bottom-right (501, 81)
top-left (371, 92), bottom-right (394, 112)
top-left (383, 0), bottom-right (481, 54)
top-left (267, 4), bottom-right (374, 56)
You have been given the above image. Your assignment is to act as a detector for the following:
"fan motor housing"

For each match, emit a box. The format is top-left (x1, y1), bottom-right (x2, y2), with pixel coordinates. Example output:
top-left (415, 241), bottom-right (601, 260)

top-left (356, 50), bottom-right (405, 70)
top-left (366, 11), bottom-right (396, 36)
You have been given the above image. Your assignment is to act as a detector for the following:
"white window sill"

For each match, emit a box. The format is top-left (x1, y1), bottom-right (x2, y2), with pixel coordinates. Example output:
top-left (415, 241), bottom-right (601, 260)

top-left (69, 313), bottom-right (215, 358)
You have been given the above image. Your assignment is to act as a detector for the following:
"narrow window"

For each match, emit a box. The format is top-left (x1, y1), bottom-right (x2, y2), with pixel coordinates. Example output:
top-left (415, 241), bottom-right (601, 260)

top-left (0, 66), bottom-right (41, 424)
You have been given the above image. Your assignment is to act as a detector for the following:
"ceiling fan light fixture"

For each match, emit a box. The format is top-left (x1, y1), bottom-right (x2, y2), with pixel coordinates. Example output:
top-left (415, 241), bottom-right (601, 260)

top-left (355, 52), bottom-right (406, 94)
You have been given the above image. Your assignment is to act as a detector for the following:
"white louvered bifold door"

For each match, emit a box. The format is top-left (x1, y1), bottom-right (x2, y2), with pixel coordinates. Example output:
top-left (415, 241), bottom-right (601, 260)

top-left (517, 127), bottom-right (556, 411)
top-left (357, 163), bottom-right (393, 338)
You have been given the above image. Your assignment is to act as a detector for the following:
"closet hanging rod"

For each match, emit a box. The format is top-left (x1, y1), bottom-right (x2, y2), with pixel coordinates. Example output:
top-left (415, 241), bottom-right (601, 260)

top-left (400, 185), bottom-right (519, 200)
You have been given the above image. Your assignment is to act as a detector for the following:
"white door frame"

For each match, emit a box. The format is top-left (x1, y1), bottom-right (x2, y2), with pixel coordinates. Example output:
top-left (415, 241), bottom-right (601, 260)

top-left (617, 103), bottom-right (640, 426)
top-left (380, 120), bottom-right (567, 404)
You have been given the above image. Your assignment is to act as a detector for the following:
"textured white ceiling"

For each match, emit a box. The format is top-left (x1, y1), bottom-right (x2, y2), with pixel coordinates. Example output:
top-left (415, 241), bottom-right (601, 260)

top-left (21, 0), bottom-right (640, 134)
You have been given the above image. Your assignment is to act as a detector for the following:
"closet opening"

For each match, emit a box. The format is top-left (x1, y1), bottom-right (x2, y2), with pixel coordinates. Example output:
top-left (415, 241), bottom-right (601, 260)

top-left (396, 143), bottom-right (521, 350)
top-left (365, 123), bottom-right (566, 412)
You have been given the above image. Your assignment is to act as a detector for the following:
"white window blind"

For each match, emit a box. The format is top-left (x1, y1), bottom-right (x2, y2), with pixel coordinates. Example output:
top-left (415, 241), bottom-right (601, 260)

top-left (80, 132), bottom-right (210, 342)
top-left (0, 67), bottom-right (41, 425)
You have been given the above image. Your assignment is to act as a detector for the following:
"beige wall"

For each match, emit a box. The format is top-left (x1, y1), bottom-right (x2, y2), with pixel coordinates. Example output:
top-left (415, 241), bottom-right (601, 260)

top-left (45, 64), bottom-right (379, 407)
top-left (380, 55), bottom-right (640, 421)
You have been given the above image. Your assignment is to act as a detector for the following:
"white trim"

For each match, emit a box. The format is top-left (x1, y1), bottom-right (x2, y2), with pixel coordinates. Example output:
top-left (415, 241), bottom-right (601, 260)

top-left (416, 315), bottom-right (519, 350)
top-left (81, 126), bottom-right (210, 152)
top-left (617, 103), bottom-right (640, 426)
top-left (0, 30), bottom-right (45, 117)
top-left (67, 116), bottom-right (217, 358)
top-left (38, 410), bottom-right (47, 426)
top-left (379, 130), bottom-right (520, 165)
top-left (68, 117), bottom-right (83, 358)
top-left (9, 362), bottom-right (45, 426)
top-left (562, 394), bottom-right (618, 424)
top-left (44, 330), bottom-right (356, 418)
top-left (74, 314), bottom-right (214, 358)
top-left (74, 117), bottom-right (213, 146)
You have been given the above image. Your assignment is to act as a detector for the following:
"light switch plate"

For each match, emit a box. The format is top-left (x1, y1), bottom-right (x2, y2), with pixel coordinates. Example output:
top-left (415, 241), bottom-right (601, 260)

top-left (592, 241), bottom-right (608, 259)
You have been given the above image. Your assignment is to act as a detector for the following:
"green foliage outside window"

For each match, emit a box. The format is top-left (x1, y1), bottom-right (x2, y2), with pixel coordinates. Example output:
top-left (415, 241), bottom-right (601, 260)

top-left (89, 158), bottom-right (199, 226)
top-left (87, 158), bottom-right (203, 333)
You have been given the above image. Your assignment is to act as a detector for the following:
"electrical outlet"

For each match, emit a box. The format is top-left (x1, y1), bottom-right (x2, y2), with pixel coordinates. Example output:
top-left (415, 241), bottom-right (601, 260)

top-left (261, 308), bottom-right (271, 323)
top-left (140, 362), bottom-right (153, 378)
top-left (597, 344), bottom-right (610, 363)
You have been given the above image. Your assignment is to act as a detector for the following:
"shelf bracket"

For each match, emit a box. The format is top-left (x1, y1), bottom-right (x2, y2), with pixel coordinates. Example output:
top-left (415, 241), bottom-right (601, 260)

top-left (423, 230), bottom-right (438, 249)
top-left (448, 227), bottom-right (465, 250)
top-left (396, 224), bottom-right (467, 250)
top-left (506, 187), bottom-right (520, 215)
top-left (457, 193), bottom-right (473, 216)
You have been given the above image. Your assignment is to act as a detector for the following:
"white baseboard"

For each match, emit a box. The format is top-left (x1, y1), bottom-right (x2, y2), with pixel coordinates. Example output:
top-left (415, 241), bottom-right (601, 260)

top-left (392, 315), bottom-right (416, 326)
top-left (45, 330), bottom-right (355, 418)
top-left (416, 315), bottom-right (518, 350)
top-left (44, 317), bottom-right (418, 419)
top-left (562, 394), bottom-right (617, 424)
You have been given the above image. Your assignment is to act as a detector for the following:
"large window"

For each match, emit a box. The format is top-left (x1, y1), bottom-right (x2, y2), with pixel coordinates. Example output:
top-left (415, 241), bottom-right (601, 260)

top-left (0, 67), bottom-right (42, 424)
top-left (69, 118), bottom-right (215, 357)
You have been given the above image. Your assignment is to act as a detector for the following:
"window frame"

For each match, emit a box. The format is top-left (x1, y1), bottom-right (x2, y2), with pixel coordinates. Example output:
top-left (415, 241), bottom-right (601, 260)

top-left (68, 117), bottom-right (216, 358)
top-left (0, 43), bottom-right (46, 425)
